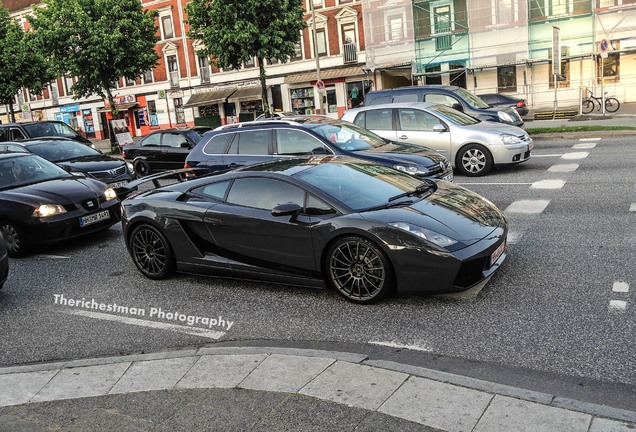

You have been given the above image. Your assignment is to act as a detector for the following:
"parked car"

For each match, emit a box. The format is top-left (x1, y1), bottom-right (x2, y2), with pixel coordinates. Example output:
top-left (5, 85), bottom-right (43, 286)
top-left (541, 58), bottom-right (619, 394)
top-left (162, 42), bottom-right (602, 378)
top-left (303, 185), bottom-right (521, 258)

top-left (185, 116), bottom-right (454, 181)
top-left (0, 153), bottom-right (121, 257)
top-left (254, 111), bottom-right (295, 121)
top-left (0, 232), bottom-right (7, 290)
top-left (122, 129), bottom-right (203, 177)
top-left (341, 102), bottom-right (533, 176)
top-left (123, 156), bottom-right (508, 304)
top-left (187, 126), bottom-right (214, 136)
top-left (364, 85), bottom-right (524, 127)
top-left (5, 138), bottom-right (133, 189)
top-left (478, 93), bottom-right (529, 117)
top-left (0, 121), bottom-right (93, 145)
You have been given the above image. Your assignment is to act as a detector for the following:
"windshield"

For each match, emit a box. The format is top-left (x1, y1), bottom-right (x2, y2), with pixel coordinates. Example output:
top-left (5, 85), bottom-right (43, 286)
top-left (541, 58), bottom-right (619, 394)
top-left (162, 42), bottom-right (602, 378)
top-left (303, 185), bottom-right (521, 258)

top-left (294, 161), bottom-right (426, 212)
top-left (454, 88), bottom-right (490, 109)
top-left (301, 119), bottom-right (389, 151)
top-left (431, 104), bottom-right (479, 126)
top-left (185, 130), bottom-right (203, 143)
top-left (28, 140), bottom-right (99, 162)
top-left (22, 122), bottom-right (80, 139)
top-left (0, 154), bottom-right (71, 190)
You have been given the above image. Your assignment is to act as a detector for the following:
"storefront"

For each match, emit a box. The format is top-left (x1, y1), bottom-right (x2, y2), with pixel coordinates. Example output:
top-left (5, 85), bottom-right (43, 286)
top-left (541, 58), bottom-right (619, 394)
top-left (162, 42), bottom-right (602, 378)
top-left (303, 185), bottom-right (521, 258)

top-left (96, 95), bottom-right (139, 140)
top-left (183, 87), bottom-right (236, 128)
top-left (228, 86), bottom-right (264, 122)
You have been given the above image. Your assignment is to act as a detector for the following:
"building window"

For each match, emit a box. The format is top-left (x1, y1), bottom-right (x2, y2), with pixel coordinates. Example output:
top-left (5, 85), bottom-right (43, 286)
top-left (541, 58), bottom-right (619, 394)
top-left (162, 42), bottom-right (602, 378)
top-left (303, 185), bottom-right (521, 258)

top-left (174, 98), bottom-right (185, 124)
top-left (125, 76), bottom-right (136, 87)
top-left (167, 55), bottom-right (179, 87)
top-left (425, 65), bottom-right (442, 85)
top-left (314, 28), bottom-right (327, 57)
top-left (433, 5), bottom-right (452, 34)
top-left (148, 100), bottom-right (159, 126)
top-left (291, 40), bottom-right (303, 60)
top-left (550, 0), bottom-right (571, 16)
top-left (64, 76), bottom-right (74, 96)
top-left (497, 66), bottom-right (517, 92)
top-left (387, 14), bottom-right (404, 40)
top-left (143, 70), bottom-right (154, 84)
top-left (326, 87), bottom-right (337, 113)
top-left (309, 0), bottom-right (324, 9)
top-left (597, 40), bottom-right (620, 82)
top-left (161, 14), bottom-right (174, 40)
top-left (244, 57), bottom-right (255, 68)
top-left (493, 0), bottom-right (516, 24)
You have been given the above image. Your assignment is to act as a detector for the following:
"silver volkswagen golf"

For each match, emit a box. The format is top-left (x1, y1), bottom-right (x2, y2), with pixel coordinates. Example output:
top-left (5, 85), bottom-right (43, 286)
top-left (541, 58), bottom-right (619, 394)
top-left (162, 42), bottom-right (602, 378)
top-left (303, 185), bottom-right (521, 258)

top-left (341, 102), bottom-right (533, 176)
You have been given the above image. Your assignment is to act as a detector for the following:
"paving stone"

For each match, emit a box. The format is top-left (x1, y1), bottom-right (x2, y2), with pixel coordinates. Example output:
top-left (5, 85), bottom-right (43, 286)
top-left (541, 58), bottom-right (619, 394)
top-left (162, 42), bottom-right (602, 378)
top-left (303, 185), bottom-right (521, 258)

top-left (58, 408), bottom-right (154, 432)
top-left (589, 418), bottom-right (636, 432)
top-left (354, 412), bottom-right (444, 432)
top-left (176, 354), bottom-right (267, 389)
top-left (0, 370), bottom-right (57, 407)
top-left (0, 414), bottom-right (53, 432)
top-left (239, 354), bottom-right (334, 393)
top-left (32, 363), bottom-right (130, 402)
top-left (299, 361), bottom-right (407, 411)
top-left (109, 357), bottom-right (197, 394)
top-left (473, 395), bottom-right (592, 432)
top-left (379, 376), bottom-right (492, 432)
top-left (101, 389), bottom-right (209, 423)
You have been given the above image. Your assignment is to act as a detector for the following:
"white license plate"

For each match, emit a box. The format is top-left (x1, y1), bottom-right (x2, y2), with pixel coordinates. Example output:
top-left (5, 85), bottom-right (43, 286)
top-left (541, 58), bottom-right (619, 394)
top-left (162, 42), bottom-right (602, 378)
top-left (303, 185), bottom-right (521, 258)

top-left (490, 240), bottom-right (506, 266)
top-left (109, 180), bottom-right (128, 189)
top-left (80, 210), bottom-right (110, 227)
top-left (443, 173), bottom-right (454, 182)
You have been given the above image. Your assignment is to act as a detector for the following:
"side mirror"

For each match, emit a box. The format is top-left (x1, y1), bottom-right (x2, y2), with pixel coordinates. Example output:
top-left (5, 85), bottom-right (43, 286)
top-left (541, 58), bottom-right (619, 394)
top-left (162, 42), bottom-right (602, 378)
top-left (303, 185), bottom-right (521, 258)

top-left (59, 164), bottom-right (72, 173)
top-left (311, 147), bottom-right (329, 155)
top-left (432, 124), bottom-right (447, 132)
top-left (271, 202), bottom-right (302, 222)
top-left (451, 103), bottom-right (463, 112)
top-left (180, 142), bottom-right (190, 148)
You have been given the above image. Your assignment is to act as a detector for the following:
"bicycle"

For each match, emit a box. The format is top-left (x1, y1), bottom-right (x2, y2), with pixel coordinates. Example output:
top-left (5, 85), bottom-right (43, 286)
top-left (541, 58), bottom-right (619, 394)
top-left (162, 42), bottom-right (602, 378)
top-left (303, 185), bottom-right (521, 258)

top-left (581, 89), bottom-right (620, 114)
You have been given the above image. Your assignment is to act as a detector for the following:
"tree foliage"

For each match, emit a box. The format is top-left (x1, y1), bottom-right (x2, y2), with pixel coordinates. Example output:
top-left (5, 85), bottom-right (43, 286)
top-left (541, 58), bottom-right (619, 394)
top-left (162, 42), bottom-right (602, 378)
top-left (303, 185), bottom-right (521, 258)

top-left (186, 0), bottom-right (306, 113)
top-left (0, 7), bottom-right (52, 122)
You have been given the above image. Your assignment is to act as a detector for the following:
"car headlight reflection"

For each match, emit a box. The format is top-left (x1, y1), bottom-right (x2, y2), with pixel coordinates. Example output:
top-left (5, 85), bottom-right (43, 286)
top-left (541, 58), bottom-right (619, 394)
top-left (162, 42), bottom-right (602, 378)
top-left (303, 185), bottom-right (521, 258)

top-left (500, 134), bottom-right (522, 145)
top-left (497, 111), bottom-right (514, 123)
top-left (389, 222), bottom-right (457, 248)
top-left (126, 162), bottom-right (134, 173)
top-left (104, 188), bottom-right (118, 201)
top-left (393, 164), bottom-right (429, 175)
top-left (34, 204), bottom-right (66, 218)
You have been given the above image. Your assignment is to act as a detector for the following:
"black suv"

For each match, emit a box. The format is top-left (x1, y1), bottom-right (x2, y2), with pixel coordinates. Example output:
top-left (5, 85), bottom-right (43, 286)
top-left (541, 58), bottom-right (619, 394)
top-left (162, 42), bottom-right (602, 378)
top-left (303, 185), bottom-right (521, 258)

top-left (185, 116), bottom-right (453, 181)
top-left (0, 121), bottom-right (92, 145)
top-left (364, 85), bottom-right (524, 127)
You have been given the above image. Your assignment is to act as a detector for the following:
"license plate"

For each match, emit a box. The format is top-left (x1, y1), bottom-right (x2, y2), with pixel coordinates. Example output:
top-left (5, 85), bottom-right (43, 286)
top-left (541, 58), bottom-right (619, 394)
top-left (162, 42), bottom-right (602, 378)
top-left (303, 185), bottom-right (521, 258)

top-left (109, 180), bottom-right (128, 189)
top-left (80, 210), bottom-right (110, 227)
top-left (443, 173), bottom-right (454, 182)
top-left (490, 240), bottom-right (506, 266)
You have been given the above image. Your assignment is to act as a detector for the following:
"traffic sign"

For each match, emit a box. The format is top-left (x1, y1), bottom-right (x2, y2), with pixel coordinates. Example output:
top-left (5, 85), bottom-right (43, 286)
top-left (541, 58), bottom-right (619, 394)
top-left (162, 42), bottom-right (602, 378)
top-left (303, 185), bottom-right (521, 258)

top-left (600, 39), bottom-right (609, 53)
top-left (316, 80), bottom-right (325, 91)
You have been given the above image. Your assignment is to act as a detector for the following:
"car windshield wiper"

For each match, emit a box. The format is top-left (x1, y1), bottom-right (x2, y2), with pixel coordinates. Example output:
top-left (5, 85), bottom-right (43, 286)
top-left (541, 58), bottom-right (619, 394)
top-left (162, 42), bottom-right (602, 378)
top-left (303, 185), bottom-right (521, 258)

top-left (360, 199), bottom-right (416, 213)
top-left (387, 179), bottom-right (436, 202)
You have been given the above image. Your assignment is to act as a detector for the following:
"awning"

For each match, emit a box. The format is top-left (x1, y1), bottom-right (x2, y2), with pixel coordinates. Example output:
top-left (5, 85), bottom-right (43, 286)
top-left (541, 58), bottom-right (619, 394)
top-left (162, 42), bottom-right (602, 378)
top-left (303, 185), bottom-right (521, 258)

top-left (96, 102), bottom-right (138, 113)
top-left (183, 88), bottom-right (236, 108)
top-left (284, 66), bottom-right (365, 84)
top-left (227, 86), bottom-right (264, 102)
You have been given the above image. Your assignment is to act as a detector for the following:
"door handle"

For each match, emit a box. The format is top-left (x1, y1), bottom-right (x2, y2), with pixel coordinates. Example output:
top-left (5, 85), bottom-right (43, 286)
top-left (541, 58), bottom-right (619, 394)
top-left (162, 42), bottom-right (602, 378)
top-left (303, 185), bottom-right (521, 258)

top-left (203, 217), bottom-right (221, 226)
top-left (399, 135), bottom-right (408, 140)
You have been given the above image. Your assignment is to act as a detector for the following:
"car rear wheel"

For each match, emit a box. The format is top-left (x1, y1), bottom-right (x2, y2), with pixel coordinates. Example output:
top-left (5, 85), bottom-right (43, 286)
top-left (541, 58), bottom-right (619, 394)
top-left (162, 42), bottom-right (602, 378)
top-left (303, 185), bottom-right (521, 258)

top-left (0, 221), bottom-right (29, 258)
top-left (133, 159), bottom-right (150, 178)
top-left (129, 224), bottom-right (175, 279)
top-left (326, 236), bottom-right (394, 304)
top-left (456, 144), bottom-right (493, 177)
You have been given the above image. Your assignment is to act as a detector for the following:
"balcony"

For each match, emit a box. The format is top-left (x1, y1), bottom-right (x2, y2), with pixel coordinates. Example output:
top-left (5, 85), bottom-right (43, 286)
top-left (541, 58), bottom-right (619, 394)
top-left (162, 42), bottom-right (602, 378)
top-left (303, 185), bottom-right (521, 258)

top-left (199, 66), bottom-right (211, 83)
top-left (435, 34), bottom-right (452, 52)
top-left (343, 43), bottom-right (358, 64)
top-left (169, 70), bottom-right (180, 88)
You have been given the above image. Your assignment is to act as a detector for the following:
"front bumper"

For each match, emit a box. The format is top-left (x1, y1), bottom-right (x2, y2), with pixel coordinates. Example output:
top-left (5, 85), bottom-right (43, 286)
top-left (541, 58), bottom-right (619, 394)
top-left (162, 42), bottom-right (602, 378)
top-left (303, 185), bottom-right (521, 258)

top-left (491, 141), bottom-right (533, 165)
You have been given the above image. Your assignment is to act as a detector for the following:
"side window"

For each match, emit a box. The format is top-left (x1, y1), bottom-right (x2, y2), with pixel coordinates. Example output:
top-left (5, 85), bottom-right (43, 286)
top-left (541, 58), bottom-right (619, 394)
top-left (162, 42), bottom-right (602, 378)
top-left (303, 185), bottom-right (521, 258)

top-left (352, 112), bottom-right (366, 128)
top-left (275, 129), bottom-right (326, 155)
top-left (398, 109), bottom-right (439, 132)
top-left (0, 128), bottom-right (7, 142)
top-left (203, 133), bottom-right (235, 155)
top-left (192, 180), bottom-right (230, 200)
top-left (306, 194), bottom-right (336, 216)
top-left (141, 134), bottom-right (161, 146)
top-left (227, 178), bottom-right (304, 211)
top-left (367, 95), bottom-right (391, 105)
top-left (424, 93), bottom-right (458, 107)
top-left (236, 131), bottom-right (269, 155)
top-left (365, 109), bottom-right (393, 130)
top-left (392, 93), bottom-right (419, 103)
top-left (9, 129), bottom-right (26, 140)
top-left (162, 133), bottom-right (184, 148)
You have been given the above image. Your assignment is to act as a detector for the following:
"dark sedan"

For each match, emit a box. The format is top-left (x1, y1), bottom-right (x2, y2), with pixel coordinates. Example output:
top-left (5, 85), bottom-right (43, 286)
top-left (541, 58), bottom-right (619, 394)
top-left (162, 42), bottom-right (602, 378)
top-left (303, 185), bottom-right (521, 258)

top-left (7, 138), bottom-right (133, 189)
top-left (122, 129), bottom-right (203, 178)
top-left (0, 233), bottom-right (7, 289)
top-left (185, 116), bottom-right (453, 181)
top-left (0, 153), bottom-right (121, 257)
top-left (477, 93), bottom-right (529, 117)
top-left (122, 156), bottom-right (507, 304)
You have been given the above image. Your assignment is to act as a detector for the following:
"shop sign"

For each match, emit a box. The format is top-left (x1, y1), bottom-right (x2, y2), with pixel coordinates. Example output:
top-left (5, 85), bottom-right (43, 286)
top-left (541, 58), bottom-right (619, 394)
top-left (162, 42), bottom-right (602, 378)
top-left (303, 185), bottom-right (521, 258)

top-left (111, 95), bottom-right (136, 105)
top-left (60, 104), bottom-right (80, 113)
top-left (82, 109), bottom-right (95, 133)
top-left (138, 106), bottom-right (149, 126)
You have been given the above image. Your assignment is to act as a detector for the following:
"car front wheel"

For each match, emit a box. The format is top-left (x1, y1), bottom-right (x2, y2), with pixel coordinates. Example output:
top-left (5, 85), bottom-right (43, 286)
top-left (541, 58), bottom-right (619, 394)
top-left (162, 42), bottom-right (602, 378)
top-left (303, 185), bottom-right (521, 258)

top-left (133, 159), bottom-right (151, 178)
top-left (0, 221), bottom-right (29, 258)
top-left (128, 224), bottom-right (176, 279)
top-left (326, 236), bottom-right (394, 304)
top-left (456, 144), bottom-right (493, 176)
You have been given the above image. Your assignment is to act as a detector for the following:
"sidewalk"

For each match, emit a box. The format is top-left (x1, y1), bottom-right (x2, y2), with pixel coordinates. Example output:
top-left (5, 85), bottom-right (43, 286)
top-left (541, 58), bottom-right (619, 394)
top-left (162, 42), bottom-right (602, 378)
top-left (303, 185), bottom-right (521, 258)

top-left (0, 347), bottom-right (634, 431)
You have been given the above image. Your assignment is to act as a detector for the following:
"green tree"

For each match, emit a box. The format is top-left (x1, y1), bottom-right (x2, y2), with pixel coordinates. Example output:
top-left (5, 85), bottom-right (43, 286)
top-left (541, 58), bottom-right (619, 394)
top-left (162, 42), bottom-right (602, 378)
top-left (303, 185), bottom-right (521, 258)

top-left (28, 0), bottom-right (159, 150)
top-left (0, 7), bottom-right (52, 123)
top-left (186, 0), bottom-right (306, 115)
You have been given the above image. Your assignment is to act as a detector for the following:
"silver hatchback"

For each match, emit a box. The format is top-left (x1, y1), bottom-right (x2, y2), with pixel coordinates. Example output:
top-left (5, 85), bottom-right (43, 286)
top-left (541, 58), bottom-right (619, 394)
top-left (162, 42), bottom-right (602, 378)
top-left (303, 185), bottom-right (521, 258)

top-left (342, 102), bottom-right (533, 176)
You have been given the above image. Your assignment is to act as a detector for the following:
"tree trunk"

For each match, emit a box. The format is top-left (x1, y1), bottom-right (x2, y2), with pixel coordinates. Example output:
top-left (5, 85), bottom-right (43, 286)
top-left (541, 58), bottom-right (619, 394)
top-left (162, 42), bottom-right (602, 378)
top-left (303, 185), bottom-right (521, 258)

top-left (258, 57), bottom-right (270, 117)
top-left (105, 87), bottom-right (119, 153)
top-left (8, 103), bottom-right (15, 123)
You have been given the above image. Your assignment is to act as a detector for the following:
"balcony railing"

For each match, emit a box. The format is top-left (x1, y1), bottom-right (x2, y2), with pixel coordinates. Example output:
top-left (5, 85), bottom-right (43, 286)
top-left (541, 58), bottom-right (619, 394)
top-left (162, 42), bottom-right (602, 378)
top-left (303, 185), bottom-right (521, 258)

top-left (199, 66), bottom-right (211, 83)
top-left (169, 70), bottom-right (180, 88)
top-left (343, 43), bottom-right (358, 64)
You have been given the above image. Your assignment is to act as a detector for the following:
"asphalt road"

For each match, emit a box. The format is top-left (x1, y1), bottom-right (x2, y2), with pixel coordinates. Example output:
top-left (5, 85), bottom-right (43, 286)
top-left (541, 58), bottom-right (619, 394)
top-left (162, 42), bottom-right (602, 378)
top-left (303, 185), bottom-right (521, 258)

top-left (1, 135), bottom-right (634, 411)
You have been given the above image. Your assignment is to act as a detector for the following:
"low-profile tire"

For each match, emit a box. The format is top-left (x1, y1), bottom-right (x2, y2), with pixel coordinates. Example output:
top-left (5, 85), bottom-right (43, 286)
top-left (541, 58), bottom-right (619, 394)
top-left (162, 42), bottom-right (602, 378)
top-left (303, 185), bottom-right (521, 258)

top-left (456, 144), bottom-right (493, 177)
top-left (133, 159), bottom-right (151, 178)
top-left (326, 236), bottom-right (394, 304)
top-left (0, 220), bottom-right (29, 258)
top-left (128, 224), bottom-right (176, 279)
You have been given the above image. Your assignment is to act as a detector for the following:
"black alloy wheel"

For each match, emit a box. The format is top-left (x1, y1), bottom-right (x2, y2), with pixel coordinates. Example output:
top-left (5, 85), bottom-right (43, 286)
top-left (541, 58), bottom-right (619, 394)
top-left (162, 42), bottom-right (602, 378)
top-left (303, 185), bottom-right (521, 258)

top-left (129, 224), bottom-right (175, 279)
top-left (327, 236), bottom-right (394, 304)
top-left (0, 221), bottom-right (28, 258)
top-left (133, 159), bottom-right (150, 178)
top-left (456, 144), bottom-right (493, 177)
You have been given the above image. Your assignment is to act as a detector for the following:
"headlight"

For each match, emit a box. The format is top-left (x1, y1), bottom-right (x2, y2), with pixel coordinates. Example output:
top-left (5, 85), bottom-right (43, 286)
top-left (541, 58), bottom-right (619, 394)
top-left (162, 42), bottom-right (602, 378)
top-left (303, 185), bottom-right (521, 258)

top-left (34, 204), bottom-right (66, 218)
top-left (126, 162), bottom-right (134, 173)
top-left (72, 171), bottom-right (87, 177)
top-left (497, 111), bottom-right (514, 123)
top-left (389, 222), bottom-right (457, 248)
top-left (500, 134), bottom-right (522, 145)
top-left (393, 164), bottom-right (429, 175)
top-left (104, 188), bottom-right (118, 201)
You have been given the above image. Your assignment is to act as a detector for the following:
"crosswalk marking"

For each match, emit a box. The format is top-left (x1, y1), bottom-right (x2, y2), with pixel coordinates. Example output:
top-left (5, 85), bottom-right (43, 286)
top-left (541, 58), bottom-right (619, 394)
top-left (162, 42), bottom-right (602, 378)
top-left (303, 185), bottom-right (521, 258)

top-left (612, 282), bottom-right (629, 293)
top-left (548, 164), bottom-right (579, 173)
top-left (531, 179), bottom-right (566, 189)
top-left (609, 300), bottom-right (627, 310)
top-left (572, 143), bottom-right (596, 149)
top-left (504, 200), bottom-right (550, 214)
top-left (561, 152), bottom-right (589, 160)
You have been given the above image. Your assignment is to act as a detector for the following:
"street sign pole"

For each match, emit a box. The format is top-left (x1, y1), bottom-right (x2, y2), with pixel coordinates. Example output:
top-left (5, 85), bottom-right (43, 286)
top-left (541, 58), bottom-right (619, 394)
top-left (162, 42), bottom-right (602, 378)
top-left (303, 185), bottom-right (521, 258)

top-left (310, 2), bottom-right (323, 115)
top-left (552, 26), bottom-right (560, 119)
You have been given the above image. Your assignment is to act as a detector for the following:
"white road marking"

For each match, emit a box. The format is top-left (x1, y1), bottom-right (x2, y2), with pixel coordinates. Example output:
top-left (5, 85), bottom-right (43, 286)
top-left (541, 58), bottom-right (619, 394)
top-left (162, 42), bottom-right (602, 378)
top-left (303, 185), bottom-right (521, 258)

top-left (609, 300), bottom-right (627, 310)
top-left (531, 154), bottom-right (564, 158)
top-left (548, 164), bottom-right (579, 173)
top-left (530, 179), bottom-right (566, 189)
top-left (630, 203), bottom-right (636, 212)
top-left (507, 231), bottom-right (522, 244)
top-left (578, 138), bottom-right (601, 141)
top-left (505, 200), bottom-right (550, 214)
top-left (62, 309), bottom-right (226, 340)
top-left (572, 143), bottom-right (596, 149)
top-left (369, 341), bottom-right (433, 352)
top-left (612, 282), bottom-right (629, 293)
top-left (34, 254), bottom-right (71, 259)
top-left (561, 152), bottom-right (589, 160)
top-left (457, 182), bottom-right (532, 186)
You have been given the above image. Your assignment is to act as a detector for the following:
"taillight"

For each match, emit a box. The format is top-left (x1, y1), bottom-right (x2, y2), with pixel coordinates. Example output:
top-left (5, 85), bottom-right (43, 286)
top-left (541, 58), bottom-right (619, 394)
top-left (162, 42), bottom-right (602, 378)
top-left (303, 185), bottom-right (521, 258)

top-left (184, 162), bottom-right (191, 169)
top-left (121, 150), bottom-right (126, 158)
top-left (517, 100), bottom-right (525, 108)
